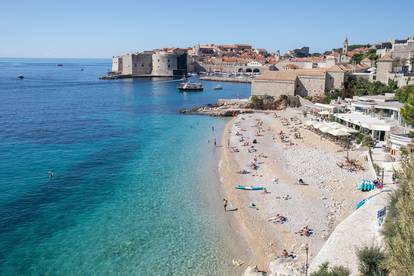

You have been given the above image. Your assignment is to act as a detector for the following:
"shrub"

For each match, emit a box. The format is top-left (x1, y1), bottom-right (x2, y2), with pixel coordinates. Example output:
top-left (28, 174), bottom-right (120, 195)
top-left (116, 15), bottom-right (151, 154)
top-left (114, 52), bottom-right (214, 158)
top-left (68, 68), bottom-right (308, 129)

top-left (395, 85), bottom-right (414, 103)
top-left (383, 152), bottom-right (414, 274)
top-left (311, 262), bottom-right (350, 276)
top-left (286, 95), bottom-right (301, 107)
top-left (250, 95), bottom-right (264, 109)
top-left (357, 244), bottom-right (387, 276)
top-left (249, 95), bottom-right (283, 110)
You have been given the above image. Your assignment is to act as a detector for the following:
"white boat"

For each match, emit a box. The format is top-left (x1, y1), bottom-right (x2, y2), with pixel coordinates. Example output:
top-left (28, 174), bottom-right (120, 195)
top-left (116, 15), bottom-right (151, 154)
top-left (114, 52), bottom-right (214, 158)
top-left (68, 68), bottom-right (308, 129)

top-left (177, 81), bottom-right (203, 91)
top-left (17, 74), bottom-right (24, 80)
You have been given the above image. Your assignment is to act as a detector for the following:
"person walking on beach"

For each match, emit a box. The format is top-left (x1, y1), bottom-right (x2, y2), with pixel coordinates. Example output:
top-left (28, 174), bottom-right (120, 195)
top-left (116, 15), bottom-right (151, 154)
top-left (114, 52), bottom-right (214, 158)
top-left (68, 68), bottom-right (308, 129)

top-left (223, 198), bottom-right (228, 212)
top-left (214, 138), bottom-right (217, 146)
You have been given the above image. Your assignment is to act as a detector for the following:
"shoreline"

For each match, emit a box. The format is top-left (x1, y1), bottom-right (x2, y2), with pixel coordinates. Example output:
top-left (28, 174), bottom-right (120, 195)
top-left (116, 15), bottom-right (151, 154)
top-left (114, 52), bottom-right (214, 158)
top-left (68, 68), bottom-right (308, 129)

top-left (219, 116), bottom-right (279, 270)
top-left (218, 109), bottom-right (375, 274)
top-left (200, 76), bottom-right (252, 83)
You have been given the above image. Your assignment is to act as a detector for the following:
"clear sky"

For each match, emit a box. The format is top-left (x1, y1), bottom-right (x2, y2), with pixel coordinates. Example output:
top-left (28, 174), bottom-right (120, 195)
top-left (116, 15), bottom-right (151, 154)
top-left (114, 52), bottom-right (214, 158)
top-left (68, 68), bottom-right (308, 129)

top-left (1, 0), bottom-right (413, 58)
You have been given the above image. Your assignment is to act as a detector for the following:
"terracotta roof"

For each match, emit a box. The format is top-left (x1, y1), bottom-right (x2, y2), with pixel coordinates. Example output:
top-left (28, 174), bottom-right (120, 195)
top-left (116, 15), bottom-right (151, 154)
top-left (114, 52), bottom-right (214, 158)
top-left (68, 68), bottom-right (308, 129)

top-left (284, 64), bottom-right (300, 69)
top-left (255, 69), bottom-right (326, 81)
top-left (327, 65), bottom-right (345, 72)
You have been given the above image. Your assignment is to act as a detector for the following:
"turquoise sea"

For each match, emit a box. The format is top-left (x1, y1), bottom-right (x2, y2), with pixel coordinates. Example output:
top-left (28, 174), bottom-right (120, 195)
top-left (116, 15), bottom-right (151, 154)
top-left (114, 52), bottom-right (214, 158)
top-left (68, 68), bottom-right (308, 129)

top-left (0, 59), bottom-right (251, 275)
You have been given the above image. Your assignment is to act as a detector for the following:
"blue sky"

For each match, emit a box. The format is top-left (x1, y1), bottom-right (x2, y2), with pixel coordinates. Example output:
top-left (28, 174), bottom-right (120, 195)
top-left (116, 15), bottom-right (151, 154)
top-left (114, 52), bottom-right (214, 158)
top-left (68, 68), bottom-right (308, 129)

top-left (1, 0), bottom-right (413, 58)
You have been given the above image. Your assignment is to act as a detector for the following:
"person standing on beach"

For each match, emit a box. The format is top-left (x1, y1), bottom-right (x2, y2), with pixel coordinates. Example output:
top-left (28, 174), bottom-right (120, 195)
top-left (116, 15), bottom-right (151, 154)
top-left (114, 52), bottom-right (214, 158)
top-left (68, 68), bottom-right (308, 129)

top-left (223, 198), bottom-right (228, 212)
top-left (214, 139), bottom-right (217, 146)
top-left (212, 126), bottom-right (214, 132)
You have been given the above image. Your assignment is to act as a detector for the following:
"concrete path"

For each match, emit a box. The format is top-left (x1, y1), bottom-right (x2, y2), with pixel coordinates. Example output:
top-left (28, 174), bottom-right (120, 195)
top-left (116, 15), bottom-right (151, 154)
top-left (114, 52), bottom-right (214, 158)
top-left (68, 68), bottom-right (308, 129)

top-left (309, 145), bottom-right (400, 275)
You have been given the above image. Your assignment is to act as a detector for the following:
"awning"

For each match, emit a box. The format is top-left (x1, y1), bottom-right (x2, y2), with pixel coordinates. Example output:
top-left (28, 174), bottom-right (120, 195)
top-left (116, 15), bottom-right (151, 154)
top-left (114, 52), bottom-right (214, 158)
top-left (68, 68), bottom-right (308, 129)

top-left (312, 122), bottom-right (324, 129)
top-left (305, 120), bottom-right (314, 126)
top-left (319, 126), bottom-right (335, 133)
top-left (328, 129), bottom-right (351, 136)
top-left (318, 110), bottom-right (331, 115)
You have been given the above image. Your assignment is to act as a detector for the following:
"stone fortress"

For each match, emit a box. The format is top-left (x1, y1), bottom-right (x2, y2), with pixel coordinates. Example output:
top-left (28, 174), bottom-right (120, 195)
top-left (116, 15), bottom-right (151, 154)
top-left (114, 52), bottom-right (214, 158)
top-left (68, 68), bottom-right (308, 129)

top-left (111, 49), bottom-right (188, 77)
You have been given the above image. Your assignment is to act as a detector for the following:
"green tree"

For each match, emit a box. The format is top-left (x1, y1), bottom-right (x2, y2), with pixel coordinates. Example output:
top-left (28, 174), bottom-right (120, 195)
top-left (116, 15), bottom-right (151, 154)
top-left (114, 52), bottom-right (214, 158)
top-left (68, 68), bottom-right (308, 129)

top-left (383, 152), bottom-right (414, 274)
top-left (323, 89), bottom-right (342, 104)
top-left (410, 57), bottom-right (414, 73)
top-left (401, 94), bottom-right (414, 126)
top-left (387, 79), bottom-right (398, 90)
top-left (361, 135), bottom-right (374, 148)
top-left (357, 245), bottom-right (387, 276)
top-left (395, 85), bottom-right (414, 103)
top-left (250, 95), bottom-right (264, 109)
top-left (365, 48), bottom-right (378, 61)
top-left (351, 53), bottom-right (364, 64)
top-left (311, 262), bottom-right (350, 276)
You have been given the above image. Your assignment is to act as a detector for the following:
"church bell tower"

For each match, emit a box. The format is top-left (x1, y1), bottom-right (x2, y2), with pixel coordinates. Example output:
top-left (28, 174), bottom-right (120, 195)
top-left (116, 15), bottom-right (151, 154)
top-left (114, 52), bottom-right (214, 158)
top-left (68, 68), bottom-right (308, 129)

top-left (343, 37), bottom-right (349, 55)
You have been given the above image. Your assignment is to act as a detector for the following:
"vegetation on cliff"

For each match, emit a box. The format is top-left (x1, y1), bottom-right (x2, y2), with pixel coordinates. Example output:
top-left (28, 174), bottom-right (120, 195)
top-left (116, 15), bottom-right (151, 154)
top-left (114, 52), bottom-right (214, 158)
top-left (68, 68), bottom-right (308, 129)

top-left (249, 95), bottom-right (301, 110)
top-left (382, 151), bottom-right (414, 275)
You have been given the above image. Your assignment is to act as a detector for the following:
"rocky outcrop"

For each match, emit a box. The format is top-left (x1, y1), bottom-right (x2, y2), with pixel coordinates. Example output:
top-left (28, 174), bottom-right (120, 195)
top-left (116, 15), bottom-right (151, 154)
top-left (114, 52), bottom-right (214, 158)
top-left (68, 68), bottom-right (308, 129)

top-left (178, 99), bottom-right (253, 116)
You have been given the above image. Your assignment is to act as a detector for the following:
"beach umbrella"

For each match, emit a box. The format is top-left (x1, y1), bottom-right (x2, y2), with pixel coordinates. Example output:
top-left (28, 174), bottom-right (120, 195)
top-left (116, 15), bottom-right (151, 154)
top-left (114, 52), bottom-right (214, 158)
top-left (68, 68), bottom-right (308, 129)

top-left (312, 122), bottom-right (324, 129)
top-left (326, 122), bottom-right (344, 129)
top-left (305, 120), bottom-right (314, 126)
top-left (328, 129), bottom-right (350, 136)
top-left (319, 126), bottom-right (335, 133)
top-left (342, 127), bottom-right (359, 133)
top-left (318, 110), bottom-right (331, 115)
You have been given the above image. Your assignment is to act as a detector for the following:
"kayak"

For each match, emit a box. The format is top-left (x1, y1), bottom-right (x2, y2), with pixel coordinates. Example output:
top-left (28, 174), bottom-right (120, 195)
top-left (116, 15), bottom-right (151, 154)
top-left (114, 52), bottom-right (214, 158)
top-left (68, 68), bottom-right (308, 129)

top-left (235, 185), bottom-right (264, 190)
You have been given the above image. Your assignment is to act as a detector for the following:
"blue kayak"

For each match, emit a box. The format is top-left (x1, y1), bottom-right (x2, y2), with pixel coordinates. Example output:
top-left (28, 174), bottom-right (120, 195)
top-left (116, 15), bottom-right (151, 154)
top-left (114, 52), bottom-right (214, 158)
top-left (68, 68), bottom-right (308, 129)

top-left (235, 185), bottom-right (264, 190)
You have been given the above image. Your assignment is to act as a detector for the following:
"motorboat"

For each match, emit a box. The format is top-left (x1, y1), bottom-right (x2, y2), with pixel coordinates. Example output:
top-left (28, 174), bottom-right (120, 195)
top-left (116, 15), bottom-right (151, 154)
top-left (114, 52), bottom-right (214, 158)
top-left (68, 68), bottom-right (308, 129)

top-left (177, 81), bottom-right (203, 92)
top-left (17, 74), bottom-right (24, 80)
top-left (213, 85), bottom-right (223, 90)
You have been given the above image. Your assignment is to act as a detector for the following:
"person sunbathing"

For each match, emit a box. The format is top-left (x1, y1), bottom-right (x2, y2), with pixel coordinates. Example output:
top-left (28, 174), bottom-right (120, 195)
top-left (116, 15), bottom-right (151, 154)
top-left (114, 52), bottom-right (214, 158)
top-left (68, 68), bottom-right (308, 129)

top-left (296, 226), bottom-right (313, 236)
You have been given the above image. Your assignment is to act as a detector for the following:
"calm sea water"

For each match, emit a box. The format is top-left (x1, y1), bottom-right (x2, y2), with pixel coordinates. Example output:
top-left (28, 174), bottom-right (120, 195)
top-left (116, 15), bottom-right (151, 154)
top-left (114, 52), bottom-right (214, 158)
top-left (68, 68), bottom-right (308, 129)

top-left (0, 58), bottom-right (251, 275)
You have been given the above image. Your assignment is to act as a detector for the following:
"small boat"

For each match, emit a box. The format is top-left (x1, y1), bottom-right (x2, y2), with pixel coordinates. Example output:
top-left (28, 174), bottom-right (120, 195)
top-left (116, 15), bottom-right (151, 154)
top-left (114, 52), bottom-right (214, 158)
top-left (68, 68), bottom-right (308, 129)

top-left (235, 185), bottom-right (264, 190)
top-left (56, 64), bottom-right (63, 67)
top-left (177, 81), bottom-right (203, 92)
top-left (213, 85), bottom-right (223, 90)
top-left (17, 74), bottom-right (24, 80)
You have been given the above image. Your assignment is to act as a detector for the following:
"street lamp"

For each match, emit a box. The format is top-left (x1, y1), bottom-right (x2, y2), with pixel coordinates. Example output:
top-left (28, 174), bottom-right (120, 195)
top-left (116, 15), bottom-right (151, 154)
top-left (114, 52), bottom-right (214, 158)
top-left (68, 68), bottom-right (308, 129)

top-left (301, 243), bottom-right (309, 276)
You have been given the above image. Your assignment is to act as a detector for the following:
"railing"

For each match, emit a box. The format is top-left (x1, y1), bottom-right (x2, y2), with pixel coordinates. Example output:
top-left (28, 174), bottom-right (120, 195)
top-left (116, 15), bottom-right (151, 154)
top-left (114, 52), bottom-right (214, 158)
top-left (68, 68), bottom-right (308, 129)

top-left (389, 133), bottom-right (412, 146)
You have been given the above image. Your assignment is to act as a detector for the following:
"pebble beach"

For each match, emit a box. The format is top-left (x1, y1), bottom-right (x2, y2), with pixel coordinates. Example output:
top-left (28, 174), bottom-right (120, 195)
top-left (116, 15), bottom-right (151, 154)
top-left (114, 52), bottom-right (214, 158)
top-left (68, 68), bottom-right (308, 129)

top-left (219, 109), bottom-right (375, 274)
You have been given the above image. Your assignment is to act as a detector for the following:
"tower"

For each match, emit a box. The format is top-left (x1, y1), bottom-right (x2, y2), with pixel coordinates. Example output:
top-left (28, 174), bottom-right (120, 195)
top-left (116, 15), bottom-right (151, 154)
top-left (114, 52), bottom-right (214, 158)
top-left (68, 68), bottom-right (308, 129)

top-left (343, 37), bottom-right (349, 55)
top-left (376, 54), bottom-right (393, 84)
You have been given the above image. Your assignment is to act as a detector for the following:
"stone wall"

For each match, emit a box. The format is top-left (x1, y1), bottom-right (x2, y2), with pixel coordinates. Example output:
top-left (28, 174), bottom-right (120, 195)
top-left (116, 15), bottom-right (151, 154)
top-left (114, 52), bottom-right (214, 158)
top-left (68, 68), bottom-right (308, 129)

top-left (296, 75), bottom-right (326, 96)
top-left (376, 60), bottom-right (393, 84)
top-left (251, 80), bottom-right (296, 98)
top-left (326, 71), bottom-right (345, 90)
top-left (392, 39), bottom-right (414, 59)
top-left (152, 52), bottom-right (177, 76)
top-left (111, 57), bottom-right (122, 73)
top-left (121, 54), bottom-right (134, 75)
top-left (132, 53), bottom-right (153, 75)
